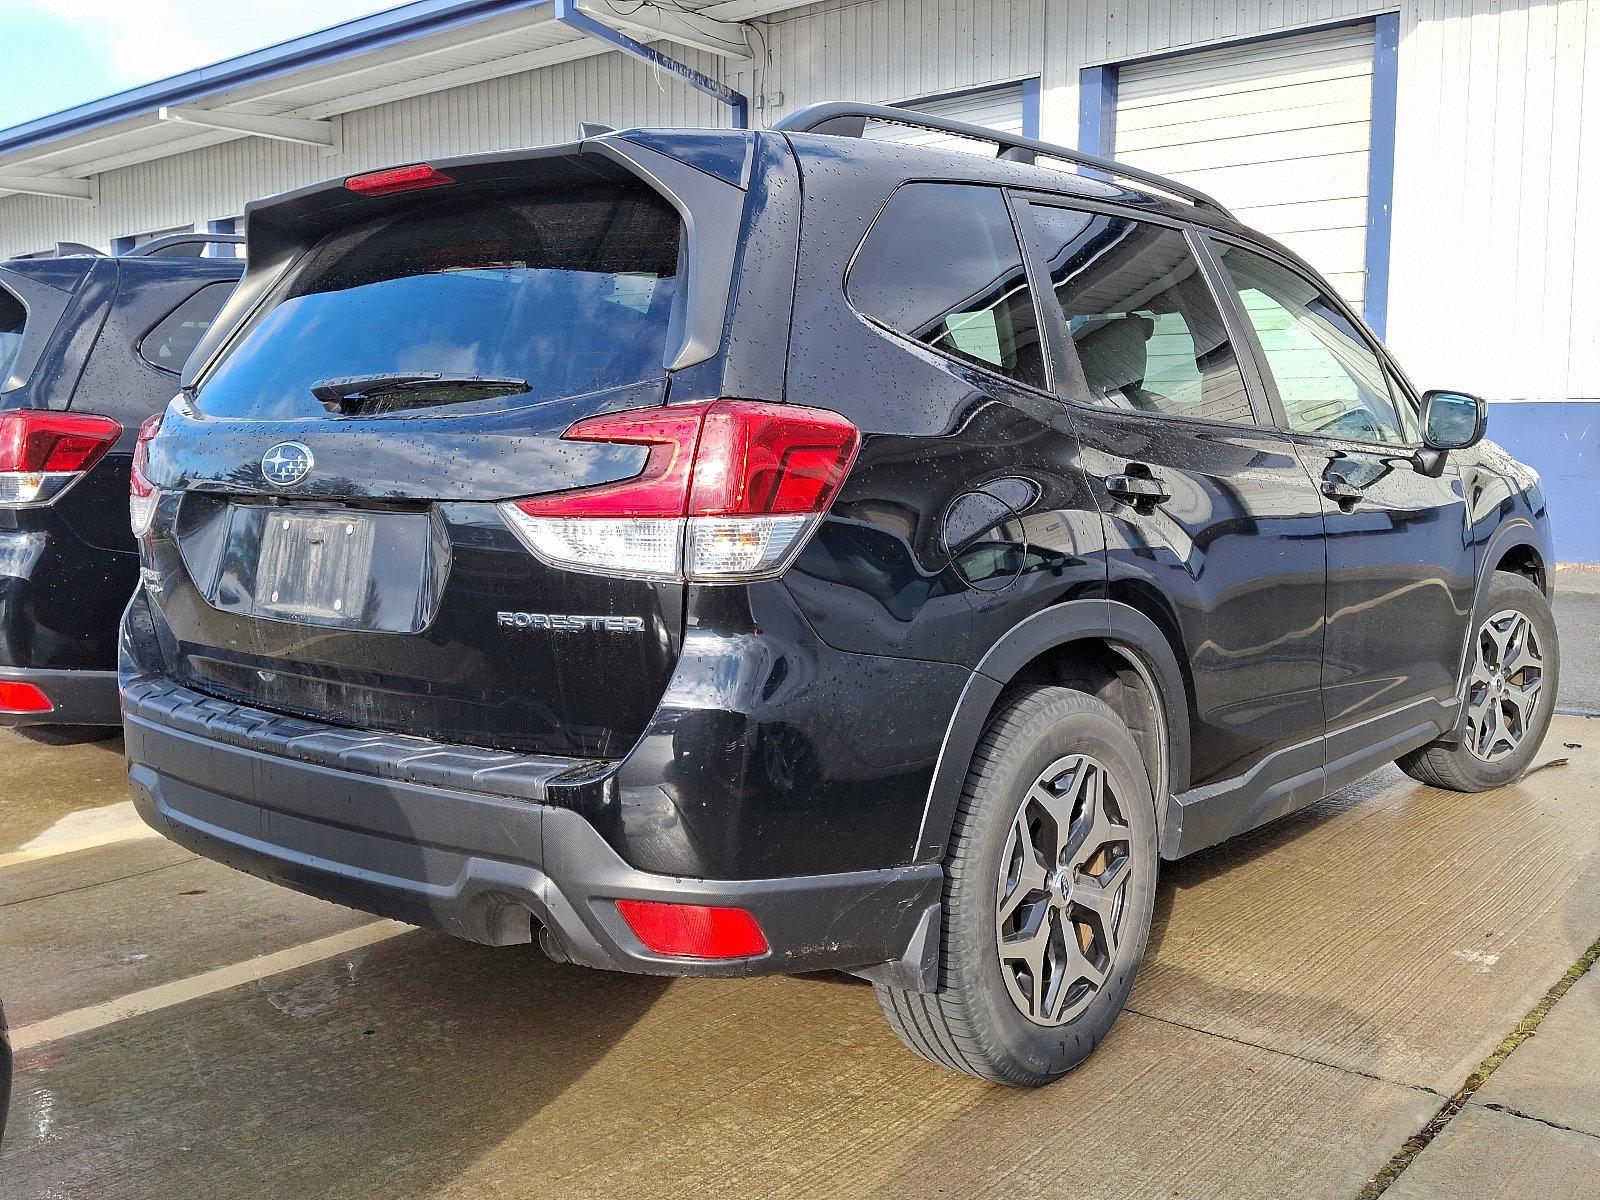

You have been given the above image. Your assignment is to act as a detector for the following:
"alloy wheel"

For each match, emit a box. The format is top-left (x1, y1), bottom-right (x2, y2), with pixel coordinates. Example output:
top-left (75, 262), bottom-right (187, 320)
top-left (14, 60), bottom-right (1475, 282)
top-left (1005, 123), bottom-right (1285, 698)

top-left (995, 754), bottom-right (1133, 1026)
top-left (1465, 608), bottom-right (1544, 762)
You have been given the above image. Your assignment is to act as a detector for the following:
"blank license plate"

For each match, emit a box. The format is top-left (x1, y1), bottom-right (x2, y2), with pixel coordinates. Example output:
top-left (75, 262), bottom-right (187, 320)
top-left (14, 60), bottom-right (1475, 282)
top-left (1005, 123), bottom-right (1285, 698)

top-left (255, 510), bottom-right (378, 622)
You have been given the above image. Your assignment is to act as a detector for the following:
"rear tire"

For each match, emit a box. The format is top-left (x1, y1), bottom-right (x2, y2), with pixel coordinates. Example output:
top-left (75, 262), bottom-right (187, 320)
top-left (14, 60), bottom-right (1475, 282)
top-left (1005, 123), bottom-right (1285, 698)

top-left (876, 686), bottom-right (1158, 1086)
top-left (1398, 572), bottom-right (1559, 791)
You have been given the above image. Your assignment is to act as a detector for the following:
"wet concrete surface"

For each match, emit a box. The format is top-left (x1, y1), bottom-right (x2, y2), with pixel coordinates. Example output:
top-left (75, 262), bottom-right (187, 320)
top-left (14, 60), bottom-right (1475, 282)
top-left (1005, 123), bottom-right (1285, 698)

top-left (0, 718), bottom-right (1597, 1198)
top-left (1554, 566), bottom-right (1600, 713)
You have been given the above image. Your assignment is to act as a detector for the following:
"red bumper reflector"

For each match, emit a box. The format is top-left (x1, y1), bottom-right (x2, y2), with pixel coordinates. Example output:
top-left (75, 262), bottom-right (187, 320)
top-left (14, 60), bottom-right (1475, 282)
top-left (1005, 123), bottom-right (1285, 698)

top-left (0, 681), bottom-right (53, 714)
top-left (344, 164), bottom-right (455, 196)
top-left (614, 899), bottom-right (769, 959)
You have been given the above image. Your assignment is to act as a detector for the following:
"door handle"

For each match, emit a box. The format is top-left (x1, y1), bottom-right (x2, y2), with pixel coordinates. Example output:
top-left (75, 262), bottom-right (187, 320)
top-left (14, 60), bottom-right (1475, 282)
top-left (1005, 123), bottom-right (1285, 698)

top-left (1104, 472), bottom-right (1171, 506)
top-left (1322, 477), bottom-right (1364, 507)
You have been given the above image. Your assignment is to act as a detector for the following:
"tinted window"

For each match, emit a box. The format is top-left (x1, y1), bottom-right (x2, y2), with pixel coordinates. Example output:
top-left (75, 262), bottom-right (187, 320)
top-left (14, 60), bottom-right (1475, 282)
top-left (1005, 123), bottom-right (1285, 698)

top-left (196, 184), bottom-right (680, 419)
top-left (1216, 244), bottom-right (1412, 445)
top-left (140, 281), bottom-right (234, 373)
top-left (1026, 205), bottom-right (1255, 425)
top-left (849, 184), bottom-right (1046, 390)
top-left (0, 286), bottom-right (23, 385)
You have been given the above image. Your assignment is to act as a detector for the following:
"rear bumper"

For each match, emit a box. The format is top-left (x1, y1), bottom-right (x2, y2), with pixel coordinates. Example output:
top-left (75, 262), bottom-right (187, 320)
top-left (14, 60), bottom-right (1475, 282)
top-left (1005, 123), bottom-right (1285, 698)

top-left (123, 682), bottom-right (942, 983)
top-left (0, 666), bottom-right (120, 727)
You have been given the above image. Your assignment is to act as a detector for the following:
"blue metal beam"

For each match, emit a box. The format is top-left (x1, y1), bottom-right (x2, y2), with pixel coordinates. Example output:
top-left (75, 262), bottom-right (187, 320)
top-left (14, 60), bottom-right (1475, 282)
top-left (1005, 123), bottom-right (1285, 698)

top-left (1077, 65), bottom-right (1117, 158)
top-left (1363, 11), bottom-right (1401, 339)
top-left (553, 0), bottom-right (748, 128)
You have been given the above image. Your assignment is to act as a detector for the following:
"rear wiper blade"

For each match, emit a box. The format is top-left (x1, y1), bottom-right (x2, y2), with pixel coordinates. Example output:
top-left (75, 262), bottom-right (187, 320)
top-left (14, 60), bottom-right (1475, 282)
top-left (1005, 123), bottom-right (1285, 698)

top-left (311, 372), bottom-right (530, 413)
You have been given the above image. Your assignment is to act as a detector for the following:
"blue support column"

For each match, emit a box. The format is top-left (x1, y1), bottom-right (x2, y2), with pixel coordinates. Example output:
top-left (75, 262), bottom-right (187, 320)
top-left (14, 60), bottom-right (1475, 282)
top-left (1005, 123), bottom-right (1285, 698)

top-left (553, 0), bottom-right (749, 128)
top-left (1363, 11), bottom-right (1400, 339)
top-left (110, 235), bottom-right (135, 256)
top-left (207, 218), bottom-right (238, 257)
top-left (1077, 65), bottom-right (1117, 157)
top-left (1020, 77), bottom-right (1041, 139)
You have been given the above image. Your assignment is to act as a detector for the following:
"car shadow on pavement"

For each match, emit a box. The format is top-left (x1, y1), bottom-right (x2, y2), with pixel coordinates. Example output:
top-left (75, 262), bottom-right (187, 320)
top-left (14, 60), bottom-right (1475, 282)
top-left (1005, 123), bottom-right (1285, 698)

top-left (2, 931), bottom-right (670, 1199)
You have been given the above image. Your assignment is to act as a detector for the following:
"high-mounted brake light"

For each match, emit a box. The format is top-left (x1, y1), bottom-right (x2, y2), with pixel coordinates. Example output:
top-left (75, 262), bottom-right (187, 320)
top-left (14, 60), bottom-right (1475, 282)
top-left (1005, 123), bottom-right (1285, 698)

top-left (0, 411), bottom-right (122, 507)
top-left (129, 412), bottom-right (163, 538)
top-left (615, 899), bottom-right (769, 959)
top-left (344, 164), bottom-right (455, 196)
top-left (500, 400), bottom-right (859, 582)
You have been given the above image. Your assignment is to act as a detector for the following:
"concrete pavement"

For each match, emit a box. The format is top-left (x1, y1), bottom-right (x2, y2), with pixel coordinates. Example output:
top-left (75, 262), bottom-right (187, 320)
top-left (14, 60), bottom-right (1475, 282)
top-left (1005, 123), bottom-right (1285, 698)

top-left (1555, 565), bottom-right (1600, 713)
top-left (0, 717), bottom-right (1596, 1199)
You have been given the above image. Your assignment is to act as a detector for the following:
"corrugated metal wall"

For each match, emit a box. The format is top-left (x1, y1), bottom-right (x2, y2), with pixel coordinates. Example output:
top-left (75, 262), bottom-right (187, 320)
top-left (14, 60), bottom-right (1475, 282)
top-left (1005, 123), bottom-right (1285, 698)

top-left (0, 46), bottom-right (726, 256)
top-left (0, 0), bottom-right (1594, 417)
top-left (1386, 0), bottom-right (1599, 407)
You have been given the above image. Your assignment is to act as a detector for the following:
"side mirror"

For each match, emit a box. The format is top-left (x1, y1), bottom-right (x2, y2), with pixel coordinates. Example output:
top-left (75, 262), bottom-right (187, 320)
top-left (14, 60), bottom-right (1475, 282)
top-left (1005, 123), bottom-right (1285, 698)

top-left (1421, 389), bottom-right (1487, 451)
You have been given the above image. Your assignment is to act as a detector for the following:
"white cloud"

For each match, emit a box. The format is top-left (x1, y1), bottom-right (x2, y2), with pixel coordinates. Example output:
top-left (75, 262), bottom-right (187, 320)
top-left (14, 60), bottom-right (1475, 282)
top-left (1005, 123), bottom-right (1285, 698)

top-left (20, 0), bottom-right (401, 88)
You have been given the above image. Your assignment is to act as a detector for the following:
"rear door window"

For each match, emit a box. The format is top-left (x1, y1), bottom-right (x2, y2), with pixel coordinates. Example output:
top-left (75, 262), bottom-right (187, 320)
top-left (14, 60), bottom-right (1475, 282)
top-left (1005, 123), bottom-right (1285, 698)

top-left (195, 183), bottom-right (681, 419)
top-left (140, 281), bottom-right (234, 374)
top-left (848, 183), bottom-right (1047, 391)
top-left (1024, 204), bottom-right (1257, 426)
top-left (0, 285), bottom-right (24, 385)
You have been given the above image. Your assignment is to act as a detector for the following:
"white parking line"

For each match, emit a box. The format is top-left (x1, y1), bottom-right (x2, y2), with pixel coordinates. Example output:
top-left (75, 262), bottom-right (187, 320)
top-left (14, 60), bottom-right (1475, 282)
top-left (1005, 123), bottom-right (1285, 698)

top-left (0, 801), bottom-right (159, 870)
top-left (9, 919), bottom-right (412, 1052)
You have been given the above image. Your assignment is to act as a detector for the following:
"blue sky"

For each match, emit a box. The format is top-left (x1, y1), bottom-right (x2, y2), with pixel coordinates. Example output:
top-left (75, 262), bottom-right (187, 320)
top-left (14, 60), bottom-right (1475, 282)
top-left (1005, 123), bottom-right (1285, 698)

top-left (0, 1), bottom-right (398, 132)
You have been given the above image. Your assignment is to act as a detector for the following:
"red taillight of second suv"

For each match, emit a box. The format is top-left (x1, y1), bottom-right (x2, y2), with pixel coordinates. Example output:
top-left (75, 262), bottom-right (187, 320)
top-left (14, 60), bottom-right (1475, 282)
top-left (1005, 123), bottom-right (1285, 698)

top-left (500, 400), bottom-right (859, 582)
top-left (129, 412), bottom-right (163, 537)
top-left (0, 411), bottom-right (122, 507)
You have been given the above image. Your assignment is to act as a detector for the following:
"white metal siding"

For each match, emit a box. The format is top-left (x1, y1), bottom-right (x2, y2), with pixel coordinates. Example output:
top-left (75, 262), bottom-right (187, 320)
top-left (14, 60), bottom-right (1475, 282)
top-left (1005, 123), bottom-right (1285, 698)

top-left (758, 0), bottom-right (1044, 121)
top-left (867, 83), bottom-right (1027, 155)
top-left (0, 45), bottom-right (727, 258)
top-left (1115, 24), bottom-right (1377, 307)
top-left (0, 0), bottom-right (1595, 412)
top-left (1386, 0), bottom-right (1600, 406)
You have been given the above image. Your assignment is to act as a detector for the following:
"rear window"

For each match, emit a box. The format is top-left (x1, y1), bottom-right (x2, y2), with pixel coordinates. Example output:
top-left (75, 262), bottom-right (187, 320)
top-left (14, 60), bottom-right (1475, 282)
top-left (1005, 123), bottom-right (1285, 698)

top-left (195, 183), bottom-right (681, 419)
top-left (0, 285), bottom-right (25, 386)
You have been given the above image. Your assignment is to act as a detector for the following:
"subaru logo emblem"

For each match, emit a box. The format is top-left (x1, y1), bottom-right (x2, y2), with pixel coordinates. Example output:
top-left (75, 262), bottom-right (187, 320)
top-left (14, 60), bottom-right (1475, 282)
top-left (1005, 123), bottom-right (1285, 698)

top-left (261, 442), bottom-right (314, 487)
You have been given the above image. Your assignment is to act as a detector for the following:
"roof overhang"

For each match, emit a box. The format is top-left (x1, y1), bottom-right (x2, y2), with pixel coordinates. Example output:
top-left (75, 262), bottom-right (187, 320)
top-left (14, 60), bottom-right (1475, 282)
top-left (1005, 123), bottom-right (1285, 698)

top-left (0, 0), bottom-right (778, 202)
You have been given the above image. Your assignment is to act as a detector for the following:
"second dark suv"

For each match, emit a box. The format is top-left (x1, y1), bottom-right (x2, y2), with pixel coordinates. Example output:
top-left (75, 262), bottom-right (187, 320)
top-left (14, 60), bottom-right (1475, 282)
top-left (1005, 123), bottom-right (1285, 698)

top-left (122, 107), bottom-right (1558, 1086)
top-left (1, 237), bottom-right (241, 727)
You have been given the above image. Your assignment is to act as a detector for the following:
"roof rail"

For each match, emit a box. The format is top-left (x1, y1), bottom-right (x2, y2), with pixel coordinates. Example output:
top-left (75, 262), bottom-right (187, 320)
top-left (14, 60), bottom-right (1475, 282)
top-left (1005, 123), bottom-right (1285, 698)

top-left (773, 101), bottom-right (1231, 217)
top-left (6, 242), bottom-right (107, 259)
top-left (123, 232), bottom-right (246, 258)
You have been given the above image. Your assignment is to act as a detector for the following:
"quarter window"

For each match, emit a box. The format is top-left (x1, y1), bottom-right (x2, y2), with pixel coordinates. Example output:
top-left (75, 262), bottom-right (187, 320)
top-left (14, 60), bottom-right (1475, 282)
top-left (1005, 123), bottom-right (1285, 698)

top-left (1215, 244), bottom-right (1412, 445)
top-left (140, 281), bottom-right (234, 374)
top-left (849, 183), bottom-right (1046, 390)
top-left (1025, 205), bottom-right (1255, 425)
top-left (0, 285), bottom-right (24, 386)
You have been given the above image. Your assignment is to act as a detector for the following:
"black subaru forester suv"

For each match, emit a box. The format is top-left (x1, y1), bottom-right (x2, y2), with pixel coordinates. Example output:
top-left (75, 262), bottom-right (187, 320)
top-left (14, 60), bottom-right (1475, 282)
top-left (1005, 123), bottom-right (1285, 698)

top-left (121, 105), bottom-right (1558, 1086)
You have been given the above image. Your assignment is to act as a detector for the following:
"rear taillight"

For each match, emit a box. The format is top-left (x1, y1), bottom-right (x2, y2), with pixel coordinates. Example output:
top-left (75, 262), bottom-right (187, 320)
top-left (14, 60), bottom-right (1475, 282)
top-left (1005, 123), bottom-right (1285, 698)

top-left (0, 680), bottom-right (52, 714)
top-left (501, 400), bottom-right (859, 582)
top-left (129, 412), bottom-right (163, 537)
top-left (0, 411), bottom-right (122, 506)
top-left (614, 899), bottom-right (769, 959)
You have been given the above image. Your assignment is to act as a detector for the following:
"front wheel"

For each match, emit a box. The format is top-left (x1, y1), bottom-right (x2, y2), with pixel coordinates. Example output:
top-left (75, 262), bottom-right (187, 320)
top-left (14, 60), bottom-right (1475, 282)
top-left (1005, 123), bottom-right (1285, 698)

top-left (876, 686), bottom-right (1158, 1086)
top-left (1398, 571), bottom-right (1560, 791)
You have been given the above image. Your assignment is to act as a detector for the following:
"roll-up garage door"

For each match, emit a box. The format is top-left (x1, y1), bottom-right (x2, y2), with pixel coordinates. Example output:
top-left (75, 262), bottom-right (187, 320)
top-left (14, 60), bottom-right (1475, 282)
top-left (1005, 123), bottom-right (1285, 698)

top-left (1114, 24), bottom-right (1376, 307)
top-left (868, 82), bottom-right (1029, 156)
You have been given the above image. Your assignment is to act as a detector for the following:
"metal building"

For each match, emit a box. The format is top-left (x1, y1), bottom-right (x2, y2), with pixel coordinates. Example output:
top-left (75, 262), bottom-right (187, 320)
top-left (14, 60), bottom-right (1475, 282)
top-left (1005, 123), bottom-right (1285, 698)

top-left (1, 0), bottom-right (1594, 557)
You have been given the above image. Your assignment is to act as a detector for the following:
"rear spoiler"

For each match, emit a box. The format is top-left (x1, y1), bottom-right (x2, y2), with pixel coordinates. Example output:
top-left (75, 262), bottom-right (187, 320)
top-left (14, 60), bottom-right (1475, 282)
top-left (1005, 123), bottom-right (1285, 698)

top-left (179, 133), bottom-right (752, 390)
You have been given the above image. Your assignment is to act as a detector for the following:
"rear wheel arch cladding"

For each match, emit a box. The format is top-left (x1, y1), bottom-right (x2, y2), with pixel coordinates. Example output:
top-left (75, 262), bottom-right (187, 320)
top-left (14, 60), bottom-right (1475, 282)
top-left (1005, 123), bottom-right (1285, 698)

top-left (916, 600), bottom-right (1192, 864)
